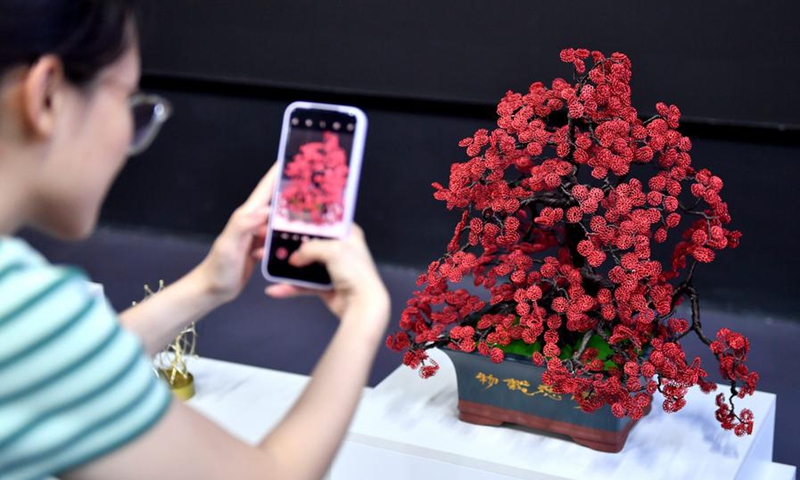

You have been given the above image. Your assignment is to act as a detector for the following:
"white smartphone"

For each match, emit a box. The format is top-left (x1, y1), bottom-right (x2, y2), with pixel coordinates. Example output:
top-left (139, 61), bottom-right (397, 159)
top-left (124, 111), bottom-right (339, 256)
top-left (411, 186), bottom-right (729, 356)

top-left (261, 101), bottom-right (368, 289)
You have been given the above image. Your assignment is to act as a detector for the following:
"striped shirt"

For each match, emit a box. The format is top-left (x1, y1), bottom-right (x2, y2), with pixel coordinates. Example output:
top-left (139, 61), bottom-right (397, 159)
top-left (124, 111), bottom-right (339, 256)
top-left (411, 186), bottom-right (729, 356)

top-left (0, 238), bottom-right (171, 480)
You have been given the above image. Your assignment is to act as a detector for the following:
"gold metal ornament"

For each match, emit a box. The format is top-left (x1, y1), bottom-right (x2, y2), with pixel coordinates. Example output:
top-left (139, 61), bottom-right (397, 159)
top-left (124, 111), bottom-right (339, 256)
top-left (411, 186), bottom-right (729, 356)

top-left (136, 280), bottom-right (198, 400)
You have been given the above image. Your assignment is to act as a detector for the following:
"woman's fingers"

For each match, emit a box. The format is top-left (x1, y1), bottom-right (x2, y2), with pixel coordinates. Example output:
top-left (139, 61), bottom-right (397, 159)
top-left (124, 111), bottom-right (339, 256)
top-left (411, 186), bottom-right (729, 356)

top-left (349, 223), bottom-right (365, 241)
top-left (263, 224), bottom-right (387, 322)
top-left (264, 283), bottom-right (318, 298)
top-left (288, 239), bottom-right (339, 268)
top-left (243, 162), bottom-right (280, 211)
top-left (221, 162), bottom-right (277, 247)
top-left (225, 205), bottom-right (269, 241)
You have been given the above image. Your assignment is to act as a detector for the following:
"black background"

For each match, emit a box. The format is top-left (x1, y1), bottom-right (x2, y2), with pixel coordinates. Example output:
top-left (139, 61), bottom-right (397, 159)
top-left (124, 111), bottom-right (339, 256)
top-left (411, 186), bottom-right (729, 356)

top-left (100, 1), bottom-right (800, 318)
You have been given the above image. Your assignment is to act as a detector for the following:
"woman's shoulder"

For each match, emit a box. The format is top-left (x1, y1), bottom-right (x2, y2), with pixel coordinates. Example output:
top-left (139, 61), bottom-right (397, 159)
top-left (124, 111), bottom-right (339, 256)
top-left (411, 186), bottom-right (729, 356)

top-left (0, 237), bottom-right (96, 339)
top-left (0, 236), bottom-right (48, 265)
top-left (0, 237), bottom-right (172, 479)
top-left (0, 239), bottom-right (134, 391)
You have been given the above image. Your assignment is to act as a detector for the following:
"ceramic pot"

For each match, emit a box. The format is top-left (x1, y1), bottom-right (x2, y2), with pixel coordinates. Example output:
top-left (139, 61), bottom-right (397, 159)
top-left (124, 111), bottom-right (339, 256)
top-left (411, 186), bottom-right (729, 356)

top-left (442, 348), bottom-right (647, 453)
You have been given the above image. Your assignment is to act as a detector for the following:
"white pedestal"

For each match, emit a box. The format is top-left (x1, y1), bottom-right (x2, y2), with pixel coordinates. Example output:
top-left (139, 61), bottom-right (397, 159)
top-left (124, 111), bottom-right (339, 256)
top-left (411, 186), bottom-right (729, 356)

top-left (186, 350), bottom-right (796, 480)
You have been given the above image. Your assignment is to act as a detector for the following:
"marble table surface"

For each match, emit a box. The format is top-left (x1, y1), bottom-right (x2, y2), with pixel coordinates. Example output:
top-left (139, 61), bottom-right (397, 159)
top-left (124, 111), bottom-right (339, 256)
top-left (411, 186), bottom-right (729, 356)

top-left (185, 349), bottom-right (796, 480)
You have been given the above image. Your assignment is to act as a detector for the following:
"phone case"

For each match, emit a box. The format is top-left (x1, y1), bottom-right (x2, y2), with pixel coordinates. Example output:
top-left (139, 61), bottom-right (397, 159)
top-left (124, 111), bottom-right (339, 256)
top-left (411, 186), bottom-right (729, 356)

top-left (261, 101), bottom-right (368, 290)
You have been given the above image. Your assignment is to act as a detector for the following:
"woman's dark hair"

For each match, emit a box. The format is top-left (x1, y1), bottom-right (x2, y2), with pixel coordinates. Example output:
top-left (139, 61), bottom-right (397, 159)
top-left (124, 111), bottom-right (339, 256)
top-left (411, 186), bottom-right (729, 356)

top-left (0, 0), bottom-right (137, 85)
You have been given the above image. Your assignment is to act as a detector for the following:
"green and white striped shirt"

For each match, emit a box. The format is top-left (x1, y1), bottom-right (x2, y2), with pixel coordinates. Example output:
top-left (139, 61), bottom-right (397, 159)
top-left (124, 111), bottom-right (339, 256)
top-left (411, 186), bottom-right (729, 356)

top-left (0, 238), bottom-right (171, 480)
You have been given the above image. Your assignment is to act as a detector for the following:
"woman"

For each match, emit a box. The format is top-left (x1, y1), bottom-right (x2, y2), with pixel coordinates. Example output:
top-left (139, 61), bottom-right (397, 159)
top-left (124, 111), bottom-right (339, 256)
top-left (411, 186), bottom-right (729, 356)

top-left (0, 1), bottom-right (391, 479)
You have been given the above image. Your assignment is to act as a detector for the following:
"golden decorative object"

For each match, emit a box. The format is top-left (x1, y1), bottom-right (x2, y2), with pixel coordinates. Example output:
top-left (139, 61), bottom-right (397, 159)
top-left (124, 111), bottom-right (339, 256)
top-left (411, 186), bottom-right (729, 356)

top-left (136, 280), bottom-right (198, 400)
top-left (475, 372), bottom-right (499, 390)
top-left (475, 371), bottom-right (563, 400)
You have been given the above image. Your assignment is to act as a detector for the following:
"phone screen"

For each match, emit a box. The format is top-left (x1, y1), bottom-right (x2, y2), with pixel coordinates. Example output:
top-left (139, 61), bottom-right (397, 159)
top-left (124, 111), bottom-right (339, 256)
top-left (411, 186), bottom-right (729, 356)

top-left (265, 107), bottom-right (361, 286)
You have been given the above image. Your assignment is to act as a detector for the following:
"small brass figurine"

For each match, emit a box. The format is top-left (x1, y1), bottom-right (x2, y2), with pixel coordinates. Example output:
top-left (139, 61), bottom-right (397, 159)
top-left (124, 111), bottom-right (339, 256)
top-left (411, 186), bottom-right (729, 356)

top-left (136, 280), bottom-right (198, 400)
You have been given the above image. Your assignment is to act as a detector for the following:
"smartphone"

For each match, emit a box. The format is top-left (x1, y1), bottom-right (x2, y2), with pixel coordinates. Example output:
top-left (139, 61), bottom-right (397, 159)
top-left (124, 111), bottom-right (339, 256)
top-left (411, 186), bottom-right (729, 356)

top-left (261, 101), bottom-right (367, 289)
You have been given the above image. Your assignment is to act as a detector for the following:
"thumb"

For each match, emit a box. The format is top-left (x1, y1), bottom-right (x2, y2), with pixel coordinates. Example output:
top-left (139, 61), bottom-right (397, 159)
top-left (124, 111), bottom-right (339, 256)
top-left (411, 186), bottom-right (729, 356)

top-left (225, 205), bottom-right (270, 240)
top-left (289, 239), bottom-right (340, 268)
top-left (243, 162), bottom-right (280, 210)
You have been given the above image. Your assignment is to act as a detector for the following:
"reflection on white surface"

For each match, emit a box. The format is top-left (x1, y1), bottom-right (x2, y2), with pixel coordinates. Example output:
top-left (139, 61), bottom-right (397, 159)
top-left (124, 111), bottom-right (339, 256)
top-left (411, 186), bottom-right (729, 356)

top-left (350, 349), bottom-right (767, 480)
top-left (188, 358), bottom-right (312, 444)
top-left (185, 352), bottom-right (794, 480)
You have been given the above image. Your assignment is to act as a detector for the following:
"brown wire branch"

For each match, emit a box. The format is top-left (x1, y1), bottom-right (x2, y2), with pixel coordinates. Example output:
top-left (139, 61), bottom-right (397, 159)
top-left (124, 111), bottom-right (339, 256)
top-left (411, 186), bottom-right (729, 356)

top-left (571, 330), bottom-right (595, 362)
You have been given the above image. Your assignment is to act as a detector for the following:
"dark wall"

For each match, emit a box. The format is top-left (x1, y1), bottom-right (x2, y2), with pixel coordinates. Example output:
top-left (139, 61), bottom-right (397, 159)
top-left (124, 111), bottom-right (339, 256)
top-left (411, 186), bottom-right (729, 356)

top-left (136, 0), bottom-right (800, 128)
top-left (101, 1), bottom-right (800, 319)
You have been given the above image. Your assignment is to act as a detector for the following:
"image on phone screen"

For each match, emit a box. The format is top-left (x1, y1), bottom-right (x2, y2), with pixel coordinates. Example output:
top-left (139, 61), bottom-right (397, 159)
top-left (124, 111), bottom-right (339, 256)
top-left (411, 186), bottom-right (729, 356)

top-left (265, 107), bottom-right (362, 287)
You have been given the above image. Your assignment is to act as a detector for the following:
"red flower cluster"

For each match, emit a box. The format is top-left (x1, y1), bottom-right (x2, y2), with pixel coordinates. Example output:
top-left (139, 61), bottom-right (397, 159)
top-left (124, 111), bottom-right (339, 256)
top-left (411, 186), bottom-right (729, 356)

top-left (387, 48), bottom-right (756, 434)
top-left (280, 132), bottom-right (348, 225)
top-left (710, 328), bottom-right (758, 435)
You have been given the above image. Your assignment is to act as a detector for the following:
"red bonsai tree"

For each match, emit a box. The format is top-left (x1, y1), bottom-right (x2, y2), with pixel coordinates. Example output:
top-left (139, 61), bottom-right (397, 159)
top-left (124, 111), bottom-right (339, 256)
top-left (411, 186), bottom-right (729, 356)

top-left (280, 132), bottom-right (349, 225)
top-left (387, 48), bottom-right (757, 435)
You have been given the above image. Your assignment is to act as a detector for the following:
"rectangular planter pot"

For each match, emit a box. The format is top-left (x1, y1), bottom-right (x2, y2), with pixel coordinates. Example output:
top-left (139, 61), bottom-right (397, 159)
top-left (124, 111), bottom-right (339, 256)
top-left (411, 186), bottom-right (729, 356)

top-left (442, 348), bottom-right (645, 453)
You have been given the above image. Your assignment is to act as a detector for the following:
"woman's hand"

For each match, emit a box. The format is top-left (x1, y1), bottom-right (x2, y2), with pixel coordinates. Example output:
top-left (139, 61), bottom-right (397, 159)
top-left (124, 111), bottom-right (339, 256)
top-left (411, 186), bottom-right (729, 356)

top-left (83, 227), bottom-right (393, 480)
top-left (265, 225), bottom-right (391, 340)
top-left (193, 163), bottom-right (278, 306)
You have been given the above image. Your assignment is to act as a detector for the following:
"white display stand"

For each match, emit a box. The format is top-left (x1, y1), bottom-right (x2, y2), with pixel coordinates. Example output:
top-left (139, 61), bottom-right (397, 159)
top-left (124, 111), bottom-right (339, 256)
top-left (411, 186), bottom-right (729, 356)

top-left (186, 350), bottom-right (796, 480)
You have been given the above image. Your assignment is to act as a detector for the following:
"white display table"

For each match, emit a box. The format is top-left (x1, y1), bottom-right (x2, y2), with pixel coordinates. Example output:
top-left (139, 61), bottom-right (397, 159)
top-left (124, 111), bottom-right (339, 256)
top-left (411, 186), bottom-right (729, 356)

top-left (186, 350), bottom-right (796, 480)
